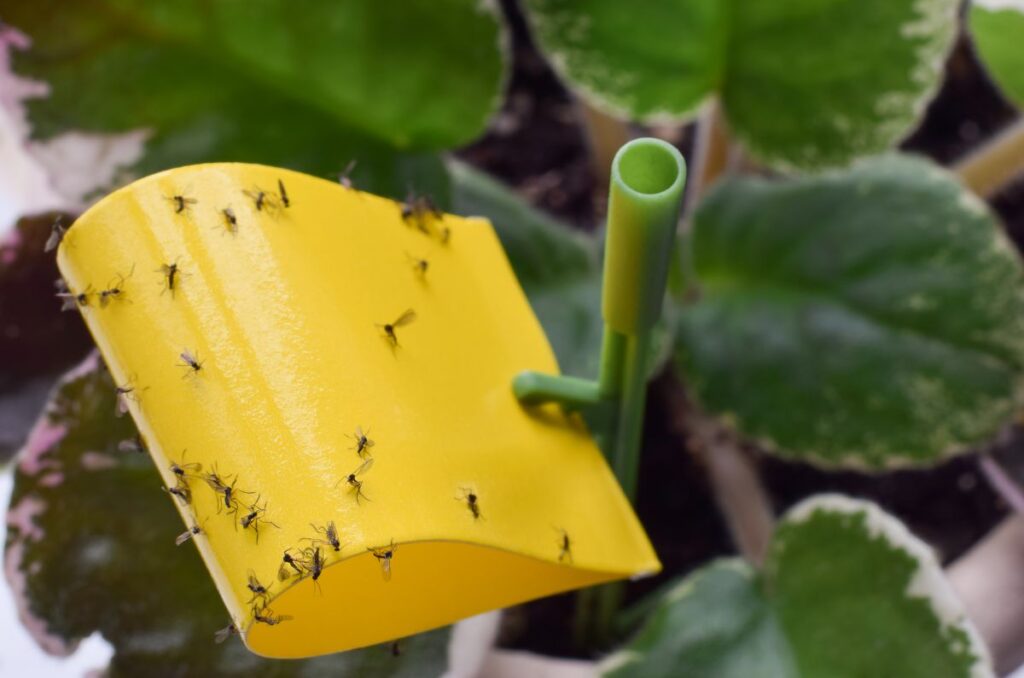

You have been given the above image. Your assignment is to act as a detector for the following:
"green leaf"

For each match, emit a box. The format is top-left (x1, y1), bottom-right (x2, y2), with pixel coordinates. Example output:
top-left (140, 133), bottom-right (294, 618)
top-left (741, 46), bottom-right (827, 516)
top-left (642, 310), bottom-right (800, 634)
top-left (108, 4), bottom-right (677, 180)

top-left (605, 496), bottom-right (991, 678)
top-left (675, 154), bottom-right (1024, 468)
top-left (4, 354), bottom-right (450, 675)
top-left (447, 158), bottom-right (604, 379)
top-left (6, 1), bottom-right (507, 197)
top-left (522, 0), bottom-right (957, 169)
top-left (970, 3), bottom-right (1024, 108)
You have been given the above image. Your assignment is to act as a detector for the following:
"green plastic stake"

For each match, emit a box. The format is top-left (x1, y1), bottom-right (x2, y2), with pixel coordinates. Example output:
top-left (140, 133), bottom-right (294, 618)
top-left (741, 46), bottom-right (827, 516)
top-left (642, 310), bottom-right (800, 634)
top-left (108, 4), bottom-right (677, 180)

top-left (514, 137), bottom-right (687, 502)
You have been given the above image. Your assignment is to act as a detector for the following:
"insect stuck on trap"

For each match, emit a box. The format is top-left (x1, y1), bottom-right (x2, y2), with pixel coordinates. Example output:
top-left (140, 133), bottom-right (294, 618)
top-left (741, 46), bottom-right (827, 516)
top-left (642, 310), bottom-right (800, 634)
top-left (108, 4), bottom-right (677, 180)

top-left (304, 520), bottom-right (343, 552)
top-left (277, 179), bottom-right (291, 208)
top-left (166, 194), bottom-right (197, 215)
top-left (98, 264), bottom-right (134, 307)
top-left (44, 216), bottom-right (67, 253)
top-left (118, 434), bottom-right (147, 455)
top-left (406, 252), bottom-right (429, 278)
top-left (243, 186), bottom-right (279, 213)
top-left (368, 540), bottom-right (398, 582)
top-left (337, 457), bottom-right (374, 503)
top-left (279, 548), bottom-right (308, 581)
top-left (178, 349), bottom-right (204, 376)
top-left (377, 309), bottom-right (416, 347)
top-left (246, 569), bottom-right (272, 606)
top-left (157, 260), bottom-right (184, 296)
top-left (214, 622), bottom-right (239, 644)
top-left (337, 159), bottom-right (359, 192)
top-left (349, 426), bottom-right (374, 458)
top-left (457, 487), bottom-right (482, 521)
top-left (163, 479), bottom-right (192, 506)
top-left (253, 604), bottom-right (293, 626)
top-left (55, 280), bottom-right (91, 311)
top-left (114, 379), bottom-right (140, 418)
top-left (301, 545), bottom-right (326, 595)
top-left (556, 528), bottom-right (573, 564)
top-left (240, 494), bottom-right (280, 542)
top-left (219, 207), bottom-right (239, 235)
top-left (169, 449), bottom-right (202, 480)
top-left (175, 521), bottom-right (204, 546)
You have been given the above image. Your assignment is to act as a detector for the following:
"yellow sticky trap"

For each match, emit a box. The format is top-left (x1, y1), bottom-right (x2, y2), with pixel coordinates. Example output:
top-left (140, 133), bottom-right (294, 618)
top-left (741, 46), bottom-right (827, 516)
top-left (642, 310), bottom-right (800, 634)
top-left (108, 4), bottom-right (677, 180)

top-left (57, 164), bottom-right (659, 658)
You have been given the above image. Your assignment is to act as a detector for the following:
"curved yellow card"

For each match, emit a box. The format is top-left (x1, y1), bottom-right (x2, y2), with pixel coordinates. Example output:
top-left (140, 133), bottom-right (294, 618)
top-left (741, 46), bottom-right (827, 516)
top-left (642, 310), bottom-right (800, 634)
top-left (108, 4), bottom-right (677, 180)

top-left (56, 163), bottom-right (660, 658)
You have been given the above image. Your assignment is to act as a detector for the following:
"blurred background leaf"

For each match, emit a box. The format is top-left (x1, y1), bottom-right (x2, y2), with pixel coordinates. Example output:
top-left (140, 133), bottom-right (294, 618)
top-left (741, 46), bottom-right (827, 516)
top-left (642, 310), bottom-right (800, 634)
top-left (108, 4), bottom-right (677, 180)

top-left (5, 0), bottom-right (509, 198)
top-left (606, 497), bottom-right (989, 678)
top-left (970, 3), bottom-right (1024, 110)
top-left (4, 354), bottom-right (450, 676)
top-left (521, 0), bottom-right (958, 169)
top-left (676, 154), bottom-right (1024, 468)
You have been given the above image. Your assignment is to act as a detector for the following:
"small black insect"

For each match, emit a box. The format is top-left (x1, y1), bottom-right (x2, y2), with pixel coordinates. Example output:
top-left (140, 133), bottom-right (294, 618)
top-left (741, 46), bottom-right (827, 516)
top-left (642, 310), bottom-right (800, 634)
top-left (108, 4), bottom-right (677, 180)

top-left (556, 528), bottom-right (573, 564)
top-left (279, 548), bottom-right (307, 581)
top-left (214, 622), bottom-right (239, 644)
top-left (44, 217), bottom-right (67, 253)
top-left (277, 179), bottom-right (290, 208)
top-left (117, 434), bottom-right (147, 454)
top-left (368, 540), bottom-right (397, 582)
top-left (305, 521), bottom-right (342, 552)
top-left (158, 261), bottom-right (181, 296)
top-left (349, 426), bottom-right (374, 458)
top-left (246, 570), bottom-right (271, 605)
top-left (179, 349), bottom-right (203, 375)
top-left (406, 253), bottom-right (429, 278)
top-left (114, 381), bottom-right (137, 418)
top-left (55, 281), bottom-right (90, 311)
top-left (175, 522), bottom-right (203, 546)
top-left (240, 494), bottom-right (280, 542)
top-left (337, 160), bottom-right (358, 191)
top-left (253, 605), bottom-right (292, 626)
top-left (170, 450), bottom-right (202, 479)
top-left (457, 487), bottom-right (481, 520)
top-left (400, 192), bottom-right (443, 233)
top-left (168, 194), bottom-right (197, 215)
top-left (203, 465), bottom-right (231, 493)
top-left (301, 545), bottom-right (325, 595)
top-left (336, 457), bottom-right (374, 503)
top-left (164, 480), bottom-right (191, 506)
top-left (98, 265), bottom-right (134, 307)
top-left (243, 186), bottom-right (277, 212)
top-left (377, 309), bottom-right (416, 347)
top-left (221, 207), bottom-right (238, 234)
top-left (216, 476), bottom-right (248, 518)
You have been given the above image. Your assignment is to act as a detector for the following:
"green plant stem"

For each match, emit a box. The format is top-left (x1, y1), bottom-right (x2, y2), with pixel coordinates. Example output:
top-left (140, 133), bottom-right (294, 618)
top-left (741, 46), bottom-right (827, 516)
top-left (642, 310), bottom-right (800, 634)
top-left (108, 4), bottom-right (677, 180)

top-left (598, 327), bottom-right (627, 398)
top-left (613, 331), bottom-right (651, 500)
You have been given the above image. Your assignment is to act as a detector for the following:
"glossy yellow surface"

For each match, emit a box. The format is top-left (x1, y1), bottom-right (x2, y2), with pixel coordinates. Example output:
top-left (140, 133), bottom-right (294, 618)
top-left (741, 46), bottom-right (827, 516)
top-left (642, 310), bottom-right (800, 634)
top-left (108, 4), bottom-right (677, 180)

top-left (57, 163), bottom-right (660, 658)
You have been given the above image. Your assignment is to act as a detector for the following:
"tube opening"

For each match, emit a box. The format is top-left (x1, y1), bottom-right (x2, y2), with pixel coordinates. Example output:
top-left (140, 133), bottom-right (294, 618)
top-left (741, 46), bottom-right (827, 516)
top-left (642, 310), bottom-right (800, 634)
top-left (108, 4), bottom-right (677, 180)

top-left (614, 140), bottom-right (682, 196)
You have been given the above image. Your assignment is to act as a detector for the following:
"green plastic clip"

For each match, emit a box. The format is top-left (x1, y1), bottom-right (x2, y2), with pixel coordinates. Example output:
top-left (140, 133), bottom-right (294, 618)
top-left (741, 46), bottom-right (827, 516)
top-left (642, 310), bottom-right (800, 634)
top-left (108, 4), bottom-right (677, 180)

top-left (514, 137), bottom-right (687, 501)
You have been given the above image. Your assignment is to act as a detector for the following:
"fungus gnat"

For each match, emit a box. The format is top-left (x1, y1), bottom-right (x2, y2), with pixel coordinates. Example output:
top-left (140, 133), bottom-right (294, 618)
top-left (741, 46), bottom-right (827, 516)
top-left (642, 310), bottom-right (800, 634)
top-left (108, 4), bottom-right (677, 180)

top-left (167, 194), bottom-right (197, 215)
top-left (44, 217), bottom-right (67, 253)
top-left (98, 265), bottom-right (134, 307)
top-left (55, 281), bottom-right (91, 311)
top-left (164, 480), bottom-right (191, 506)
top-left (179, 349), bottom-right (203, 376)
top-left (337, 160), bottom-right (358, 192)
top-left (175, 522), bottom-right (203, 546)
top-left (170, 450), bottom-right (202, 479)
top-left (243, 187), bottom-right (277, 212)
top-left (400, 192), bottom-right (443, 233)
top-left (158, 261), bottom-right (181, 296)
top-left (279, 548), bottom-right (307, 581)
top-left (406, 253), bottom-right (429, 278)
top-left (457, 487), bottom-right (482, 520)
top-left (556, 528), bottom-right (573, 564)
top-left (305, 521), bottom-right (342, 552)
top-left (118, 434), bottom-right (146, 454)
top-left (349, 426), bottom-right (374, 458)
top-left (301, 546), bottom-right (325, 594)
top-left (368, 540), bottom-right (397, 582)
top-left (277, 179), bottom-right (290, 208)
top-left (214, 622), bottom-right (239, 644)
top-left (240, 495), bottom-right (279, 542)
top-left (114, 381), bottom-right (138, 418)
top-left (221, 207), bottom-right (238, 234)
top-left (377, 309), bottom-right (416, 347)
top-left (253, 605), bottom-right (292, 626)
top-left (246, 570), bottom-right (271, 605)
top-left (337, 457), bottom-right (374, 503)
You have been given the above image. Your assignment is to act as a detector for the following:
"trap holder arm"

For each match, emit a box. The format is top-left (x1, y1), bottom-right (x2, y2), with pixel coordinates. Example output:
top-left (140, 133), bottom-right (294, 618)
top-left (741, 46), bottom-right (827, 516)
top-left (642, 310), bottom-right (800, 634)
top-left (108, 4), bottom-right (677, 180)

top-left (513, 138), bottom-right (687, 501)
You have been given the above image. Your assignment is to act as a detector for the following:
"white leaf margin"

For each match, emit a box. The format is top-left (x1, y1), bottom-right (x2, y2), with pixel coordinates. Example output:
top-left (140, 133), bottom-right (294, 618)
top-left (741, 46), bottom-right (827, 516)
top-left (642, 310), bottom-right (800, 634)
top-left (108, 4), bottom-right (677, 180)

top-left (782, 494), bottom-right (994, 678)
